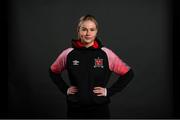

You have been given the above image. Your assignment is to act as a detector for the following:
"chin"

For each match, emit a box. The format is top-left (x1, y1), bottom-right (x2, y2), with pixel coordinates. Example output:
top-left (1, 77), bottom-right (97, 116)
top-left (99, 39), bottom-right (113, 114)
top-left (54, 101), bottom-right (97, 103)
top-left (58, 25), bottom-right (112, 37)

top-left (83, 39), bottom-right (94, 43)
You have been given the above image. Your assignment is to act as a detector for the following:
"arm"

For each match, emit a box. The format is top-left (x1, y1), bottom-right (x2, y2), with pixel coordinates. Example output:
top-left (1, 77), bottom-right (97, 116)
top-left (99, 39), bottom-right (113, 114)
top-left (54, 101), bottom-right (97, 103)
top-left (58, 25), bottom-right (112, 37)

top-left (102, 47), bottom-right (134, 97)
top-left (49, 48), bottom-right (73, 95)
top-left (107, 69), bottom-right (134, 97)
top-left (49, 68), bottom-right (69, 95)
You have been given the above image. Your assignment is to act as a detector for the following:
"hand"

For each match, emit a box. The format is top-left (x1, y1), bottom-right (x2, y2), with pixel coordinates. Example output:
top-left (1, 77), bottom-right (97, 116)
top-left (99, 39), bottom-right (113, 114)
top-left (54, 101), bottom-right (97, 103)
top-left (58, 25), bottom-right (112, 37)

top-left (93, 87), bottom-right (107, 96)
top-left (67, 86), bottom-right (78, 95)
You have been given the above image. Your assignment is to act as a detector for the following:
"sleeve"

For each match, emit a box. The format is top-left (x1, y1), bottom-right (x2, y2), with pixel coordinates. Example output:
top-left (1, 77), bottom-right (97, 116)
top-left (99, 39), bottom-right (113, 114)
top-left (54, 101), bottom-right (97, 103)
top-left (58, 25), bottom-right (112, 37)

top-left (102, 47), bottom-right (134, 97)
top-left (50, 48), bottom-right (73, 74)
top-left (49, 48), bottom-right (73, 95)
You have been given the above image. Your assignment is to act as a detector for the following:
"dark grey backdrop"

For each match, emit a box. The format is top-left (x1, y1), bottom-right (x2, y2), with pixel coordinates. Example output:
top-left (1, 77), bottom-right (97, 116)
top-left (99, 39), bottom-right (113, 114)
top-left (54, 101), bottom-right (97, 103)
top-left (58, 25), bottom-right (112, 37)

top-left (8, 0), bottom-right (173, 118)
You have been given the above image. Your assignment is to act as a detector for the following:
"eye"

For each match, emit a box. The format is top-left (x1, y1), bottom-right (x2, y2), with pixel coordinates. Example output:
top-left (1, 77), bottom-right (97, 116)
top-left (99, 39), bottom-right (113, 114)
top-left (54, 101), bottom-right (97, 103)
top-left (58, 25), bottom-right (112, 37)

top-left (90, 28), bottom-right (96, 31)
top-left (81, 28), bottom-right (86, 31)
top-left (80, 27), bottom-right (87, 31)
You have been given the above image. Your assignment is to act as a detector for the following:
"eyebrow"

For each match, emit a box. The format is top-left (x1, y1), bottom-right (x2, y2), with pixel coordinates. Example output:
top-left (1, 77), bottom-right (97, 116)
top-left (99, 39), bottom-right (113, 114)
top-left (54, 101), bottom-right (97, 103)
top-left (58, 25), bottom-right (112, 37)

top-left (80, 27), bottom-right (96, 29)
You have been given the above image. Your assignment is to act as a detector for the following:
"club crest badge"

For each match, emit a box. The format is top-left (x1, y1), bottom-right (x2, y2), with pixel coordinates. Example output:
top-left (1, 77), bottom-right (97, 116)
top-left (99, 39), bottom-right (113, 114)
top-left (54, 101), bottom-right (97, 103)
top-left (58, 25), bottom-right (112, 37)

top-left (94, 57), bottom-right (104, 68)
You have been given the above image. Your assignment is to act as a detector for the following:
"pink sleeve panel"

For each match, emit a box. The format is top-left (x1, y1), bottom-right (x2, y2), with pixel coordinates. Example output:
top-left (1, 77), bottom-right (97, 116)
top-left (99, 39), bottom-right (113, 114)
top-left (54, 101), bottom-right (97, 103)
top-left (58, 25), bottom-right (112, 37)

top-left (101, 47), bottom-right (130, 76)
top-left (50, 48), bottom-right (74, 74)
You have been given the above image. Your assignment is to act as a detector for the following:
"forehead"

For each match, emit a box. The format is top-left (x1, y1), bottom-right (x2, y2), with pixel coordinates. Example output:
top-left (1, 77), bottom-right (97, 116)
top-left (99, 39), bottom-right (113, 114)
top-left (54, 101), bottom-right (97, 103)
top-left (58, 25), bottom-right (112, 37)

top-left (80, 20), bottom-right (96, 28)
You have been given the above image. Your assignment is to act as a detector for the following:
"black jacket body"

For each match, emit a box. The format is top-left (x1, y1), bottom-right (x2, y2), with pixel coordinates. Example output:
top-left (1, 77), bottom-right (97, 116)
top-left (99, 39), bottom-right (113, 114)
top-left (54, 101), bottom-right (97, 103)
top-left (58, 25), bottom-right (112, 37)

top-left (49, 39), bottom-right (134, 106)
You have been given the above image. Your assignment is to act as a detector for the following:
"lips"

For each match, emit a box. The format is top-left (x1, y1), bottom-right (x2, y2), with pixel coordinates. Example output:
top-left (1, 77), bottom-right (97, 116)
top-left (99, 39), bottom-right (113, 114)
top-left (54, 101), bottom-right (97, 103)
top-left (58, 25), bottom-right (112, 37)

top-left (85, 36), bottom-right (93, 39)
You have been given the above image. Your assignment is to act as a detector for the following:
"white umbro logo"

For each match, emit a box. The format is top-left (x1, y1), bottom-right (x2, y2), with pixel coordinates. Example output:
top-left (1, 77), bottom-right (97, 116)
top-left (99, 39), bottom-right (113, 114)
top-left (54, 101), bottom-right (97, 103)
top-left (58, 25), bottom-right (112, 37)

top-left (72, 60), bottom-right (80, 65)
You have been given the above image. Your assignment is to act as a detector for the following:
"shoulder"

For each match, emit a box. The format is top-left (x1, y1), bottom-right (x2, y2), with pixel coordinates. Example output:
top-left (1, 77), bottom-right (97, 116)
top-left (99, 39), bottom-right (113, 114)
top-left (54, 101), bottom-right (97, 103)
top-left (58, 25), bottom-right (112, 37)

top-left (101, 47), bottom-right (112, 52)
top-left (101, 47), bottom-right (117, 57)
top-left (61, 47), bottom-right (74, 53)
top-left (59, 47), bottom-right (74, 56)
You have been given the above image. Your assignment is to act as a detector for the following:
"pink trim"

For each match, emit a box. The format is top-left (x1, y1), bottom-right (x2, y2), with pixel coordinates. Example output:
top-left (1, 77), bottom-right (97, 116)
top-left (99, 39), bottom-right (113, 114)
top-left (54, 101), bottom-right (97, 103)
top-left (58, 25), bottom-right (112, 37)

top-left (51, 48), bottom-right (74, 74)
top-left (101, 47), bottom-right (130, 76)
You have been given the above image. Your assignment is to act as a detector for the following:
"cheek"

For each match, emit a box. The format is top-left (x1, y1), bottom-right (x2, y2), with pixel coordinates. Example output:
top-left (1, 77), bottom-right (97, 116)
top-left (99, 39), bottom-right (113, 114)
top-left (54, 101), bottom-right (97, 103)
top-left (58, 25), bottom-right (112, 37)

top-left (79, 32), bottom-right (86, 37)
top-left (93, 31), bottom-right (97, 35)
top-left (92, 31), bottom-right (97, 37)
top-left (79, 34), bottom-right (86, 40)
top-left (79, 35), bottom-right (85, 40)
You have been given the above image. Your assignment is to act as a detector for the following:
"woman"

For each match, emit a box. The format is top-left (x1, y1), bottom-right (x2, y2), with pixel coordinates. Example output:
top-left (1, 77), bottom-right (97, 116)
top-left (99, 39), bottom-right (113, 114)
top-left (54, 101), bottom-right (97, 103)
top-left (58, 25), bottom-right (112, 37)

top-left (49, 14), bottom-right (134, 118)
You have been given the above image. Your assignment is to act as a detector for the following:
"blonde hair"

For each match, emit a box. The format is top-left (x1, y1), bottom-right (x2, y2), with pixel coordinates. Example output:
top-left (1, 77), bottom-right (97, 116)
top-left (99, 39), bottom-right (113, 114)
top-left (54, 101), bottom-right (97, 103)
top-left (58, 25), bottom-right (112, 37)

top-left (77, 14), bottom-right (99, 32)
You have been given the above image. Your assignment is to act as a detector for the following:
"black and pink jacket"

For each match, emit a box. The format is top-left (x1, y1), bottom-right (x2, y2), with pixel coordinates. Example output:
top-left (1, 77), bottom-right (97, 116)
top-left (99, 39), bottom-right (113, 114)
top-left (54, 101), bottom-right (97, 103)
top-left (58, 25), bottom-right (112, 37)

top-left (49, 38), bottom-right (134, 106)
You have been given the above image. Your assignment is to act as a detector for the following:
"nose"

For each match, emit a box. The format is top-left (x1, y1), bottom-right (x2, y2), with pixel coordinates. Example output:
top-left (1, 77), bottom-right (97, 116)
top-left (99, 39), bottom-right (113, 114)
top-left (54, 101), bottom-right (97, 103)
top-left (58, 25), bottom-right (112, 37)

top-left (86, 30), bottom-right (91, 36)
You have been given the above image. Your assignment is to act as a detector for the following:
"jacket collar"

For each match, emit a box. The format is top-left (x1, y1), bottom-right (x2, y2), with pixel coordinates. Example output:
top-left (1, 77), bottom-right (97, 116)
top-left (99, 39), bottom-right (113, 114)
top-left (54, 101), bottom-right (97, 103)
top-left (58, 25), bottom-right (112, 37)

top-left (71, 38), bottom-right (103, 49)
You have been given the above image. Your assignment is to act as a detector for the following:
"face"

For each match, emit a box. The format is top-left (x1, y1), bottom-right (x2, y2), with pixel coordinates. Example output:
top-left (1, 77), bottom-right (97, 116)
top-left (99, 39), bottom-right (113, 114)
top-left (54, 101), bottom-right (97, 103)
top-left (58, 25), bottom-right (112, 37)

top-left (78, 20), bottom-right (98, 44)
